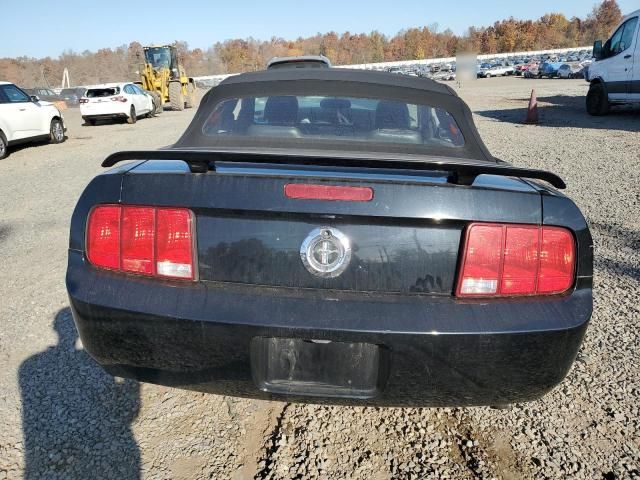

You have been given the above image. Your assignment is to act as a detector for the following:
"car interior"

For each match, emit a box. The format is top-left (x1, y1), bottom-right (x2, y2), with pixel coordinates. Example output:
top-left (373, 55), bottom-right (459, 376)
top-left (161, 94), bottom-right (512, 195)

top-left (203, 95), bottom-right (465, 147)
top-left (86, 88), bottom-right (120, 98)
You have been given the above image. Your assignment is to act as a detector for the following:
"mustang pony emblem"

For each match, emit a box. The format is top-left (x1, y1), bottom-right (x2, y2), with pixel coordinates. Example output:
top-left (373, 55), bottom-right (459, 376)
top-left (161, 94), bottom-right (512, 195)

top-left (300, 227), bottom-right (351, 277)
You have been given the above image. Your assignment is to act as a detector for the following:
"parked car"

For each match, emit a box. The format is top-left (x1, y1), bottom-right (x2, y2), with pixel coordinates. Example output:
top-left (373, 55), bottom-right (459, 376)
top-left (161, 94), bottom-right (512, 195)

top-left (0, 81), bottom-right (66, 159)
top-left (557, 64), bottom-right (575, 79)
top-left (586, 9), bottom-right (640, 115)
top-left (23, 87), bottom-right (64, 103)
top-left (478, 64), bottom-right (513, 77)
top-left (538, 62), bottom-right (563, 78)
top-left (67, 67), bottom-right (593, 407)
top-left (60, 87), bottom-right (87, 107)
top-left (518, 61), bottom-right (540, 76)
top-left (80, 82), bottom-right (156, 125)
top-left (577, 69), bottom-right (589, 79)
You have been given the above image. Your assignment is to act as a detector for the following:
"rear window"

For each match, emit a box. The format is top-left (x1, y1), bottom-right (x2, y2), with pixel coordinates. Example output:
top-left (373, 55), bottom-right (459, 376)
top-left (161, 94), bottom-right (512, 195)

top-left (202, 95), bottom-right (464, 148)
top-left (87, 87), bottom-right (119, 98)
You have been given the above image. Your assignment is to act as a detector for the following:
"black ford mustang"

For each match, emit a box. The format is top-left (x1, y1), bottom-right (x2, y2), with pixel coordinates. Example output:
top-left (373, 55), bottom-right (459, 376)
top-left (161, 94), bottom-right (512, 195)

top-left (66, 68), bottom-right (593, 407)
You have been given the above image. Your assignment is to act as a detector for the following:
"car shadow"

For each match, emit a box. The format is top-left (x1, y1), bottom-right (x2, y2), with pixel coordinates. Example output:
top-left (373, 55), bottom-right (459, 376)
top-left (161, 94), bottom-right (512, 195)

top-left (82, 119), bottom-right (128, 127)
top-left (475, 94), bottom-right (640, 132)
top-left (19, 308), bottom-right (141, 479)
top-left (3, 132), bottom-right (71, 159)
top-left (4, 139), bottom-right (50, 157)
top-left (590, 221), bottom-right (640, 282)
top-left (597, 256), bottom-right (640, 281)
top-left (0, 223), bottom-right (11, 244)
top-left (590, 221), bottom-right (640, 251)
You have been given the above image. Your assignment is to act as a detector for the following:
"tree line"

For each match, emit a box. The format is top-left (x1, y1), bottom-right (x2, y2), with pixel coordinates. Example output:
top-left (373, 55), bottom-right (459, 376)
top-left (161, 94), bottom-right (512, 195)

top-left (0, 0), bottom-right (622, 88)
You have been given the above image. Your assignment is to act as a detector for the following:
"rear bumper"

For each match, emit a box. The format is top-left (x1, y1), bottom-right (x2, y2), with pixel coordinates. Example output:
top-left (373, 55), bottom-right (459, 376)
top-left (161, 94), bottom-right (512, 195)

top-left (82, 113), bottom-right (128, 120)
top-left (81, 104), bottom-right (129, 119)
top-left (67, 250), bottom-right (592, 407)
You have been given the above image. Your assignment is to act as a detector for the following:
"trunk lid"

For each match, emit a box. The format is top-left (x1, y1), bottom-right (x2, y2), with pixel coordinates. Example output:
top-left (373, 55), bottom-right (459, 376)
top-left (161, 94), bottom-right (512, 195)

top-left (121, 160), bottom-right (542, 295)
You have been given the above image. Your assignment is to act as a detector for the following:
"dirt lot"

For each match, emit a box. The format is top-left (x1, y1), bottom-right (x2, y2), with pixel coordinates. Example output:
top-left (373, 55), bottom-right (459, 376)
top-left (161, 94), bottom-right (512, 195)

top-left (0, 77), bottom-right (638, 480)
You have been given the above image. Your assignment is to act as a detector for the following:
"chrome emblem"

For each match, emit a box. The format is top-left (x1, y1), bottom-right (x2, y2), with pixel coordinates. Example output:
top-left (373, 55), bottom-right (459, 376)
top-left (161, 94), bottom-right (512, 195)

top-left (300, 227), bottom-right (351, 278)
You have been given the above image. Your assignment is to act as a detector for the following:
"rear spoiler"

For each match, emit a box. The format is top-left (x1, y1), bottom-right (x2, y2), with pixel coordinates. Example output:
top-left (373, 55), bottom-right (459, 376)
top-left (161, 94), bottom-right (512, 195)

top-left (102, 148), bottom-right (566, 189)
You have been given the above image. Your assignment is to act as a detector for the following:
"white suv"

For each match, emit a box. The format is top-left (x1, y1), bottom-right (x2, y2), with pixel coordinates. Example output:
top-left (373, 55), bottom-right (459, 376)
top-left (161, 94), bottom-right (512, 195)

top-left (80, 83), bottom-right (155, 125)
top-left (587, 9), bottom-right (639, 115)
top-left (478, 65), bottom-right (514, 78)
top-left (0, 81), bottom-right (66, 159)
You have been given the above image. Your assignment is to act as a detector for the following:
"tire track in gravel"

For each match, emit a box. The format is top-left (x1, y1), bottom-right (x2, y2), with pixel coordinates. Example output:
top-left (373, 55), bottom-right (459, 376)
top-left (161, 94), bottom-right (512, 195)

top-left (252, 403), bottom-right (291, 479)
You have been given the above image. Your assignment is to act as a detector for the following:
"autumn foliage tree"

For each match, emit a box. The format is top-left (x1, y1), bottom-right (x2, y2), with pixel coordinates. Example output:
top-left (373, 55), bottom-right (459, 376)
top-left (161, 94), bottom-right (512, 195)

top-left (0, 1), bottom-right (624, 87)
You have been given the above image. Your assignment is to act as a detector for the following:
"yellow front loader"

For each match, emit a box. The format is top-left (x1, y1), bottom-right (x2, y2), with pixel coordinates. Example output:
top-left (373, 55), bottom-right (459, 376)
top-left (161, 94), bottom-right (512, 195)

top-left (136, 45), bottom-right (197, 112)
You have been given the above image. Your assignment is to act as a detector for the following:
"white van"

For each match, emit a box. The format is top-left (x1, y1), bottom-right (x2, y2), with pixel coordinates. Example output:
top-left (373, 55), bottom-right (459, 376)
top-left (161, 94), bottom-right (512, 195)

top-left (586, 9), bottom-right (639, 115)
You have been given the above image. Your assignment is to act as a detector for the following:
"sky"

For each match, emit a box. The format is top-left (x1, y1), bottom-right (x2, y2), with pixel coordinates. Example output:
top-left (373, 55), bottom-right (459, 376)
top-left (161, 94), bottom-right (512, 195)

top-left (1, 0), bottom-right (637, 58)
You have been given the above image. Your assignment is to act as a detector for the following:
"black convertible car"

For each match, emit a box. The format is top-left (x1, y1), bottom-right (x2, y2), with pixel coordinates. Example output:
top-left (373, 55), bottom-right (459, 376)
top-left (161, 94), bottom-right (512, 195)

top-left (66, 68), bottom-right (592, 407)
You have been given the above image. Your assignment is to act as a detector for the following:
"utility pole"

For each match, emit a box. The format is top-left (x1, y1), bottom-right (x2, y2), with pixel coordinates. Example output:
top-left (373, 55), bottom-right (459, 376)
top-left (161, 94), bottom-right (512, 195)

top-left (39, 66), bottom-right (51, 89)
top-left (61, 68), bottom-right (71, 88)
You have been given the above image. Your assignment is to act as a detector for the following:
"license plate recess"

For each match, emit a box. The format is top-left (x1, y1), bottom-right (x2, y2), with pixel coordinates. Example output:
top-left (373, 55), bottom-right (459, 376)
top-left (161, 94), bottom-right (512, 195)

top-left (251, 337), bottom-right (385, 399)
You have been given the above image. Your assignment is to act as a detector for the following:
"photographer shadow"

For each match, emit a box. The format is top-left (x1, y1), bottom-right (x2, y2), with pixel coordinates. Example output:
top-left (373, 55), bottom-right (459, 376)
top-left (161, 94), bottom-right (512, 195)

top-left (19, 308), bottom-right (141, 479)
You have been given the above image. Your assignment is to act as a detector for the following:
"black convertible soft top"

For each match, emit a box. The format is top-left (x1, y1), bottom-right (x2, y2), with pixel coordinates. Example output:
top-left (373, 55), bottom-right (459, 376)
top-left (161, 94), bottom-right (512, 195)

top-left (174, 68), bottom-right (495, 163)
top-left (103, 68), bottom-right (567, 188)
top-left (219, 68), bottom-right (456, 95)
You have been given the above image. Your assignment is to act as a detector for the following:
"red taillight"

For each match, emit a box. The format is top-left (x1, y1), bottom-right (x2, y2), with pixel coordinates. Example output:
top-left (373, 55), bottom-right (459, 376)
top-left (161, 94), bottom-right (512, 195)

top-left (121, 207), bottom-right (155, 275)
top-left (87, 205), bottom-right (120, 270)
top-left (538, 227), bottom-right (575, 294)
top-left (284, 184), bottom-right (373, 202)
top-left (156, 209), bottom-right (194, 279)
top-left (87, 205), bottom-right (195, 280)
top-left (501, 226), bottom-right (539, 295)
top-left (79, 98), bottom-right (89, 104)
top-left (456, 223), bottom-right (575, 297)
top-left (456, 224), bottom-right (502, 295)
top-left (111, 96), bottom-right (128, 102)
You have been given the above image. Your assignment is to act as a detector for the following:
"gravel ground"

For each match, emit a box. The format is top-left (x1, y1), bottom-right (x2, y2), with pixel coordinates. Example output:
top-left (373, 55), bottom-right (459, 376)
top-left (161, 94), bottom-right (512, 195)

top-left (0, 77), bottom-right (638, 480)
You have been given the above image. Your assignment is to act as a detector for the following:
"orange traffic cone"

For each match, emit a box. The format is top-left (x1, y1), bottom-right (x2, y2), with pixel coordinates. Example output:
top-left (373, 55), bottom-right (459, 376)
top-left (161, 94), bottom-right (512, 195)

top-left (525, 89), bottom-right (538, 124)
